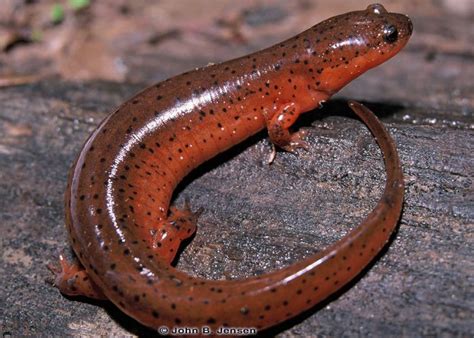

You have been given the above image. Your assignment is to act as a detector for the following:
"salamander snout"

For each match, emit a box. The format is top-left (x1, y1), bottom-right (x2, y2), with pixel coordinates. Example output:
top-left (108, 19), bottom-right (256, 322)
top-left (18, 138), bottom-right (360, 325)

top-left (407, 17), bottom-right (413, 35)
top-left (382, 15), bottom-right (413, 44)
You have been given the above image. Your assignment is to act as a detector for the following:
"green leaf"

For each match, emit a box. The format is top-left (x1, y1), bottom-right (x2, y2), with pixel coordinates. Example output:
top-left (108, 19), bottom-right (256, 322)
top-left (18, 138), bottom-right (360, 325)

top-left (50, 4), bottom-right (65, 24)
top-left (68, 0), bottom-right (91, 10)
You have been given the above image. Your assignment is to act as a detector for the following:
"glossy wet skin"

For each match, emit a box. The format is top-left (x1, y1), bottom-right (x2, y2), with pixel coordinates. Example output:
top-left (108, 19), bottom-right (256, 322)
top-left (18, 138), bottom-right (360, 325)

top-left (53, 4), bottom-right (411, 332)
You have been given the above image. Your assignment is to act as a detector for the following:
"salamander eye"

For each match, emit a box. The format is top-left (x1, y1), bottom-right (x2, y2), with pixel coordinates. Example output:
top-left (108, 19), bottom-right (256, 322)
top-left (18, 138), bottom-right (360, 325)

top-left (367, 4), bottom-right (387, 14)
top-left (383, 25), bottom-right (398, 43)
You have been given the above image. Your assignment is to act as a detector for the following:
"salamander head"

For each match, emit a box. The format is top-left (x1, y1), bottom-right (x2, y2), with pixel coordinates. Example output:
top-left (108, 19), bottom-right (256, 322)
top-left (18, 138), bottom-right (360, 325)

top-left (354, 4), bottom-right (413, 58)
top-left (302, 3), bottom-right (413, 94)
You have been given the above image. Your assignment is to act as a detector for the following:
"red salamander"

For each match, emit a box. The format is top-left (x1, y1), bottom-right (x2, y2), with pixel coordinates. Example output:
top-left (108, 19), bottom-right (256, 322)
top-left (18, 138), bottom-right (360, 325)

top-left (51, 3), bottom-right (412, 333)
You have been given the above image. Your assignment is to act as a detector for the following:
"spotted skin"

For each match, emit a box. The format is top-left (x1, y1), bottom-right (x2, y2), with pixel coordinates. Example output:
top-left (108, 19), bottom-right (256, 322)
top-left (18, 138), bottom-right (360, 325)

top-left (51, 4), bottom-right (412, 333)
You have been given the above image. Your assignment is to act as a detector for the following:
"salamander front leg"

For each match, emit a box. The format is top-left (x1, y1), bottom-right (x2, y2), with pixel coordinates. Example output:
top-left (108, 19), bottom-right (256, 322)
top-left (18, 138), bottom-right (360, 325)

top-left (152, 199), bottom-right (203, 265)
top-left (264, 103), bottom-right (309, 163)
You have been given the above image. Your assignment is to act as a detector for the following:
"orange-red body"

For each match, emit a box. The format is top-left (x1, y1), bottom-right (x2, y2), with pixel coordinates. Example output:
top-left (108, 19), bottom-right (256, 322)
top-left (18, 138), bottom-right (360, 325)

top-left (52, 4), bottom-right (412, 333)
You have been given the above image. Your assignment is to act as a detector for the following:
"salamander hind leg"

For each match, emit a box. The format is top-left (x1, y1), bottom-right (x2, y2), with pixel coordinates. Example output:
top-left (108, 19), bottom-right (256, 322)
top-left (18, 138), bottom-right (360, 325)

top-left (48, 254), bottom-right (107, 300)
top-left (152, 199), bottom-right (203, 264)
top-left (264, 103), bottom-right (309, 163)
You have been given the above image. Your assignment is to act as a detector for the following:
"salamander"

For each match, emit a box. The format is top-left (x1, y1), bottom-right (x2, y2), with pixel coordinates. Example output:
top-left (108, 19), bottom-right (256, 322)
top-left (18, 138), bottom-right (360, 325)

top-left (50, 3), bottom-right (412, 333)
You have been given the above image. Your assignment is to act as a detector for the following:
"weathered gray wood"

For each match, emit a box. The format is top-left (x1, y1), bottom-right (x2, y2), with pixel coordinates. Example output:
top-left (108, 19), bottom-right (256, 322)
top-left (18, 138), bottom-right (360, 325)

top-left (0, 2), bottom-right (472, 337)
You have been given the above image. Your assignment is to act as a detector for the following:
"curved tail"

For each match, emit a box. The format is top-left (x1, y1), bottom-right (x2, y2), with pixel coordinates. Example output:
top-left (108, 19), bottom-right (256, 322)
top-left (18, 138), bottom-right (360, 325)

top-left (103, 101), bottom-right (404, 332)
top-left (56, 100), bottom-right (404, 334)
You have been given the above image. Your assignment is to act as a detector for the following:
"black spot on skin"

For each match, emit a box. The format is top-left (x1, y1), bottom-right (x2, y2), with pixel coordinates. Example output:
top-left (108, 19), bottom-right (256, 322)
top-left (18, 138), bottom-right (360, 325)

top-left (152, 310), bottom-right (159, 318)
